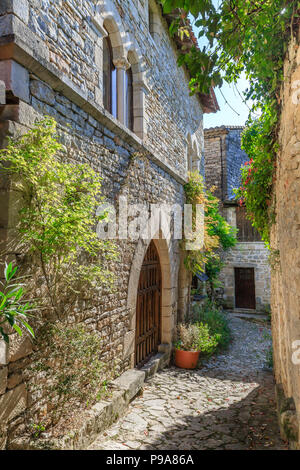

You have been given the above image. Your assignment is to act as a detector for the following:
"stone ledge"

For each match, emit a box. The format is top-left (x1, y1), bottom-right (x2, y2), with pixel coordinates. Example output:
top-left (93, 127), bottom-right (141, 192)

top-left (7, 347), bottom-right (170, 450)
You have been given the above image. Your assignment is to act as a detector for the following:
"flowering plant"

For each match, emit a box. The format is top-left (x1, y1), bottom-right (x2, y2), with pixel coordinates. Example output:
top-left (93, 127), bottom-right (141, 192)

top-left (234, 110), bottom-right (276, 247)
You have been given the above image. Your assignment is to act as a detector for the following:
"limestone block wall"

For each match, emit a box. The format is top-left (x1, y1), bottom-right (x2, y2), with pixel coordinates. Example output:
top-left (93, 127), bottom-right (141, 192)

top-left (0, 0), bottom-right (203, 448)
top-left (0, 81), bottom-right (189, 448)
top-left (203, 130), bottom-right (224, 200)
top-left (219, 242), bottom-right (271, 312)
top-left (225, 128), bottom-right (248, 199)
top-left (271, 28), bottom-right (300, 448)
top-left (0, 0), bottom-right (204, 176)
top-left (204, 126), bottom-right (248, 203)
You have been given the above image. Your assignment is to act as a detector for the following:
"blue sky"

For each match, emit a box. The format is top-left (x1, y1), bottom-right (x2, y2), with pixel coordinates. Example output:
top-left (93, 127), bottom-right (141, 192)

top-left (189, 4), bottom-right (252, 129)
top-left (204, 74), bottom-right (251, 128)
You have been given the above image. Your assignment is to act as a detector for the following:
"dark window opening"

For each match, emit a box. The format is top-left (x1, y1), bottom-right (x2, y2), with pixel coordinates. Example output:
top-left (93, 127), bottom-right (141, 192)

top-left (103, 36), bottom-right (117, 118)
top-left (125, 68), bottom-right (133, 131)
top-left (236, 206), bottom-right (261, 242)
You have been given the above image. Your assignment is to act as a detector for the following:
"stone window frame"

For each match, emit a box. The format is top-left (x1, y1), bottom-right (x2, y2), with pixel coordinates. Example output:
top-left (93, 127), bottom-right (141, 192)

top-left (186, 133), bottom-right (201, 173)
top-left (102, 34), bottom-right (117, 118)
top-left (148, 0), bottom-right (161, 43)
top-left (94, 1), bottom-right (149, 140)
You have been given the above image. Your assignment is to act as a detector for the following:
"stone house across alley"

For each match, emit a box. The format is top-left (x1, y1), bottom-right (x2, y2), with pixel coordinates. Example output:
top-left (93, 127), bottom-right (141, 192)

top-left (204, 126), bottom-right (270, 313)
top-left (0, 0), bottom-right (218, 448)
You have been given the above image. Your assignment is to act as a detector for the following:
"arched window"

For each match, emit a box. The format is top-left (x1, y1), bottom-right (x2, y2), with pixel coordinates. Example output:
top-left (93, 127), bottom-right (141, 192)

top-left (103, 36), bottom-right (117, 118)
top-left (125, 68), bottom-right (133, 131)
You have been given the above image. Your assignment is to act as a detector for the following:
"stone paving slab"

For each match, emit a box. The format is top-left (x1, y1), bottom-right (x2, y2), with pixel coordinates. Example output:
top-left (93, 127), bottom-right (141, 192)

top-left (89, 315), bottom-right (288, 450)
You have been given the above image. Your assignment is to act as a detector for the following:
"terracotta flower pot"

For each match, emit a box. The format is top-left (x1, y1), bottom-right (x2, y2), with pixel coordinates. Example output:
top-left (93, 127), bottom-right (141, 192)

top-left (175, 349), bottom-right (200, 369)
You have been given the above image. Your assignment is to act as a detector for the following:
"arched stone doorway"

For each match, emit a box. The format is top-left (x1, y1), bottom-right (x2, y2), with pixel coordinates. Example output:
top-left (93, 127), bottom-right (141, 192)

top-left (125, 234), bottom-right (175, 368)
top-left (135, 240), bottom-right (161, 367)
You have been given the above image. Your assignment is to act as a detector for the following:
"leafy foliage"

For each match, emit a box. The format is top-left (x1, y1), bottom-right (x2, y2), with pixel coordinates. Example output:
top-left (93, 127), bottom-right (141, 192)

top-left (234, 109), bottom-right (277, 246)
top-left (0, 262), bottom-right (34, 343)
top-left (161, 0), bottom-right (299, 244)
top-left (184, 172), bottom-right (237, 297)
top-left (183, 172), bottom-right (218, 275)
top-left (176, 300), bottom-right (231, 357)
top-left (161, 0), bottom-right (296, 105)
top-left (205, 190), bottom-right (237, 297)
top-left (0, 118), bottom-right (118, 318)
top-left (196, 322), bottom-right (220, 356)
top-left (175, 321), bottom-right (219, 354)
top-left (191, 300), bottom-right (231, 350)
top-left (175, 323), bottom-right (201, 351)
top-left (29, 323), bottom-right (113, 431)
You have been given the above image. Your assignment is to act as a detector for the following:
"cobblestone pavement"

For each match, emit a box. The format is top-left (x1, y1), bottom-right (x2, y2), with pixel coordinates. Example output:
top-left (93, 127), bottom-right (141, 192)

top-left (89, 315), bottom-right (287, 450)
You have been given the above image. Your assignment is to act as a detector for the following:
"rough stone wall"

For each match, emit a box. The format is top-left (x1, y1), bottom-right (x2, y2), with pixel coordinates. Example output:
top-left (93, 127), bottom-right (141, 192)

top-left (204, 126), bottom-right (248, 202)
top-left (0, 0), bottom-right (203, 447)
top-left (271, 28), bottom-right (300, 448)
top-left (0, 0), bottom-right (203, 176)
top-left (203, 129), bottom-right (225, 201)
top-left (225, 128), bottom-right (248, 199)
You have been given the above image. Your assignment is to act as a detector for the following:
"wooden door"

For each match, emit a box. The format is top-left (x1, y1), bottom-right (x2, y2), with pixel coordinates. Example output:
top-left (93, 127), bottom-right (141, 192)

top-left (235, 267), bottom-right (256, 309)
top-left (135, 241), bottom-right (161, 367)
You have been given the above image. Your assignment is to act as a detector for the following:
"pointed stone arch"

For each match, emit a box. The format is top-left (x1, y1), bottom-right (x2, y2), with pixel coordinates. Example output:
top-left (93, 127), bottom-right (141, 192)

top-left (124, 233), bottom-right (175, 368)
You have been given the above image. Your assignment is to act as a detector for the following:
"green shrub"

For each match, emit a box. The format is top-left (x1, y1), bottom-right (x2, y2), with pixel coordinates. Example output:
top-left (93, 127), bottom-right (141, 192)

top-left (196, 322), bottom-right (220, 356)
top-left (175, 323), bottom-right (200, 351)
top-left (175, 321), bottom-right (220, 356)
top-left (191, 300), bottom-right (231, 350)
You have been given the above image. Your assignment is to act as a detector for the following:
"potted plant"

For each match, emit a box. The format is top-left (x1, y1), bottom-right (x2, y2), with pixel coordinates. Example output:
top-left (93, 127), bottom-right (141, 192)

top-left (174, 323), bottom-right (201, 369)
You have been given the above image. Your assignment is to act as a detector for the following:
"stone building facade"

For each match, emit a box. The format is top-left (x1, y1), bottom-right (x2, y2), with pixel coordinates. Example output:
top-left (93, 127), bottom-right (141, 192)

top-left (204, 126), bottom-right (271, 312)
top-left (271, 27), bottom-right (300, 449)
top-left (0, 0), bottom-right (218, 448)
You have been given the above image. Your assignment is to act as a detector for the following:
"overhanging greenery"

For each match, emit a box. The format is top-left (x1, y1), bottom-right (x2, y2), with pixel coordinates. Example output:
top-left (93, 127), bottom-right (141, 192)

top-left (161, 0), bottom-right (299, 245)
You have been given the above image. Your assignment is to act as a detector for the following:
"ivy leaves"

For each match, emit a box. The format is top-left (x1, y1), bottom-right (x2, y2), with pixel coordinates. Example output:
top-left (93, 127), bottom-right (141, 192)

top-left (161, 0), bottom-right (298, 247)
top-left (161, 0), bottom-right (295, 109)
top-left (234, 108), bottom-right (276, 246)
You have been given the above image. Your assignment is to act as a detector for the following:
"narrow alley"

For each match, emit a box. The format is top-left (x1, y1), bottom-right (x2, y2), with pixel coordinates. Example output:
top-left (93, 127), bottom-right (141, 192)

top-left (89, 315), bottom-right (287, 450)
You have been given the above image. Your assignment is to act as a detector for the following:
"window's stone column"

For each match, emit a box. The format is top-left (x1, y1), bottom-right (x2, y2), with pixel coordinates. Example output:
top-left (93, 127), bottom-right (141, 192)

top-left (133, 81), bottom-right (146, 139)
top-left (132, 68), bottom-right (149, 140)
top-left (113, 58), bottom-right (130, 125)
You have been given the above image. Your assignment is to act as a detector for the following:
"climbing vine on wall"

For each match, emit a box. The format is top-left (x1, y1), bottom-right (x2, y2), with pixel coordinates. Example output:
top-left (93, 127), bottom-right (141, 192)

top-left (184, 172), bottom-right (237, 289)
top-left (234, 109), bottom-right (278, 246)
top-left (161, 0), bottom-right (299, 245)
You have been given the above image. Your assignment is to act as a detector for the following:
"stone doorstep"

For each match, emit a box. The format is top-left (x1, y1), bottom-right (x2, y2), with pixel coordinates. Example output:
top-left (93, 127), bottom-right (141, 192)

top-left (7, 345), bottom-right (171, 450)
top-left (230, 311), bottom-right (269, 322)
